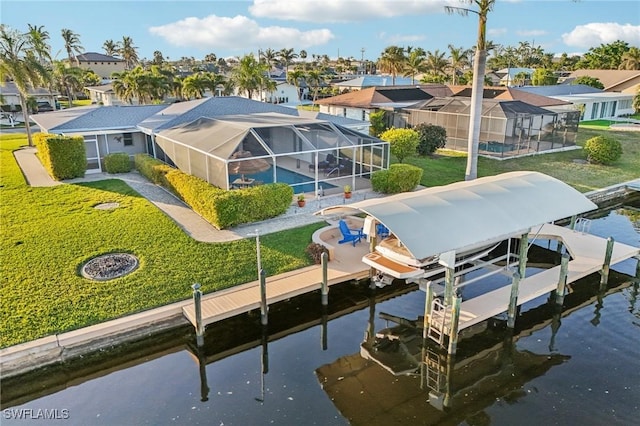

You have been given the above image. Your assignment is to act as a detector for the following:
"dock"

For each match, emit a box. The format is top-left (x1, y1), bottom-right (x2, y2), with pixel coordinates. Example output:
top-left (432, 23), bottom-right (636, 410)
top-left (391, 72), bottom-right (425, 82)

top-left (183, 221), bottom-right (370, 328)
top-left (444, 223), bottom-right (640, 333)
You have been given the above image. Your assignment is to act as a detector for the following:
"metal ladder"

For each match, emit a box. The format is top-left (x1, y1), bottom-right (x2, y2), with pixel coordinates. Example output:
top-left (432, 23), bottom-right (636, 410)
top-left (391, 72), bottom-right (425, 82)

top-left (424, 347), bottom-right (443, 393)
top-left (427, 298), bottom-right (448, 346)
top-left (575, 217), bottom-right (592, 233)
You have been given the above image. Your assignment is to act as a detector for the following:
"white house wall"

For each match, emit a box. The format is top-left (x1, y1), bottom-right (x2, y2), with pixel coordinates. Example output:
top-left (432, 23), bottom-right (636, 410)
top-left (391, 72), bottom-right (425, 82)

top-left (319, 105), bottom-right (372, 122)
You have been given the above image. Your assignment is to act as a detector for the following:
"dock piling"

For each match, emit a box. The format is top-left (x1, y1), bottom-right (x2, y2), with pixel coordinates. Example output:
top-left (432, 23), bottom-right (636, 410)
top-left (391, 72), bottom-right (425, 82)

top-left (507, 271), bottom-right (521, 328)
top-left (192, 283), bottom-right (204, 347)
top-left (447, 296), bottom-right (461, 355)
top-left (555, 253), bottom-right (570, 305)
top-left (321, 252), bottom-right (329, 306)
top-left (260, 269), bottom-right (268, 325)
top-left (600, 237), bottom-right (614, 288)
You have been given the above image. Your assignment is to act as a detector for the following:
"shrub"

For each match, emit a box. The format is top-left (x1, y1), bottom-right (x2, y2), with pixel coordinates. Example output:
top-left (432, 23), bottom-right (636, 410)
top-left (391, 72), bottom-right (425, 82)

top-left (371, 163), bottom-right (423, 194)
top-left (134, 154), bottom-right (293, 229)
top-left (584, 135), bottom-right (622, 165)
top-left (104, 152), bottom-right (131, 173)
top-left (379, 128), bottom-right (419, 163)
top-left (414, 123), bottom-right (447, 155)
top-left (34, 133), bottom-right (86, 180)
top-left (305, 242), bottom-right (329, 264)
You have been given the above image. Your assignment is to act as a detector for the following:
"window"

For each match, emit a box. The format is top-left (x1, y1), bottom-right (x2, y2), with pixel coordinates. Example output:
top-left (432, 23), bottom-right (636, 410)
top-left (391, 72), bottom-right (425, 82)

top-left (361, 110), bottom-right (366, 121)
top-left (123, 133), bottom-right (134, 146)
top-left (343, 108), bottom-right (347, 117)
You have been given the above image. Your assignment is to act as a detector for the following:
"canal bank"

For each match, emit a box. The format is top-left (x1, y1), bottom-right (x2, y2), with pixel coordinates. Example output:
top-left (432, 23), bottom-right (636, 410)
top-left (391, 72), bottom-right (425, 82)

top-left (1, 178), bottom-right (639, 379)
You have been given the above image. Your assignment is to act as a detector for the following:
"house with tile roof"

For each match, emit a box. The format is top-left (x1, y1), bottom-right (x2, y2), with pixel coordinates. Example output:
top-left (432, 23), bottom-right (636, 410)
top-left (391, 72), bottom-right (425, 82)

top-left (561, 69), bottom-right (640, 94)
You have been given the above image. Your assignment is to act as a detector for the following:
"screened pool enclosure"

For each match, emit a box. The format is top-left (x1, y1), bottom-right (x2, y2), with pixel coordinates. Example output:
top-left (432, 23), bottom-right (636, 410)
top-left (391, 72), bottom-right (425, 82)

top-left (153, 113), bottom-right (389, 193)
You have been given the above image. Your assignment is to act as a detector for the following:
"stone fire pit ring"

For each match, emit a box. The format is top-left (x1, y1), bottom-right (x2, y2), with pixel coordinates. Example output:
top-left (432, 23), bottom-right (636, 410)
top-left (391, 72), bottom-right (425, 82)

top-left (81, 253), bottom-right (139, 281)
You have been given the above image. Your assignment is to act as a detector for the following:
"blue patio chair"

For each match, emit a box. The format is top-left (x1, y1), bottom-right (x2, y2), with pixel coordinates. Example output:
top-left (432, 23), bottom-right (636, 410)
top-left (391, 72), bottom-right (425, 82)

top-left (338, 219), bottom-right (364, 246)
top-left (376, 223), bottom-right (390, 239)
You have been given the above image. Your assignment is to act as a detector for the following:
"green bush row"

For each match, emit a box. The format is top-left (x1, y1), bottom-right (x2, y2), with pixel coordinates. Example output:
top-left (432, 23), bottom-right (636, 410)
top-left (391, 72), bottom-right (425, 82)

top-left (104, 152), bottom-right (132, 173)
top-left (134, 154), bottom-right (293, 229)
top-left (371, 163), bottom-right (423, 194)
top-left (34, 133), bottom-right (86, 180)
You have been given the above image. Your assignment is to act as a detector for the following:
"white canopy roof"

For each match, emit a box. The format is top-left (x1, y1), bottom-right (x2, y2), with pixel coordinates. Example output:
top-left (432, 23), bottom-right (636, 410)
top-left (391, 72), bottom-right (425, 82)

top-left (317, 172), bottom-right (597, 260)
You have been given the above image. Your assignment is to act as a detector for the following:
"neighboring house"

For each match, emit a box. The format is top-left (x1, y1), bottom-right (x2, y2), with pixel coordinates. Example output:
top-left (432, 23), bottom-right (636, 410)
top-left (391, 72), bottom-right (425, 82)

top-left (30, 97), bottom-right (388, 191)
top-left (246, 80), bottom-right (310, 105)
top-left (333, 75), bottom-right (417, 91)
top-left (516, 84), bottom-right (635, 121)
top-left (0, 81), bottom-right (58, 113)
top-left (400, 86), bottom-right (579, 158)
top-left (316, 85), bottom-right (451, 125)
top-left (494, 68), bottom-right (536, 86)
top-left (85, 84), bottom-right (125, 106)
top-left (76, 52), bottom-right (126, 79)
top-left (562, 69), bottom-right (640, 94)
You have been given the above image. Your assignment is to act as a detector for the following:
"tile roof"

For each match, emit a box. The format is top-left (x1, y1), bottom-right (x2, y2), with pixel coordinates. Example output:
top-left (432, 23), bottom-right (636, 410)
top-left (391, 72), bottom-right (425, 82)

top-left (566, 69), bottom-right (640, 90)
top-left (334, 75), bottom-right (416, 88)
top-left (316, 86), bottom-right (440, 108)
top-left (449, 85), bottom-right (569, 107)
top-left (49, 105), bottom-right (167, 132)
top-left (515, 84), bottom-right (602, 96)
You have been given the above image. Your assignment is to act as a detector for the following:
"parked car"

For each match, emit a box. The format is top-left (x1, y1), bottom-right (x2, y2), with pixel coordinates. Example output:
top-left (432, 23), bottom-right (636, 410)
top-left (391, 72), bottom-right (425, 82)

top-left (36, 101), bottom-right (54, 113)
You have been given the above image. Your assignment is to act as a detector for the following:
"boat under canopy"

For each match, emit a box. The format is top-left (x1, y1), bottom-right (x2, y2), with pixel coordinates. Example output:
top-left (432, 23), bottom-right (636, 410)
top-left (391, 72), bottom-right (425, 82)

top-left (316, 171), bottom-right (597, 281)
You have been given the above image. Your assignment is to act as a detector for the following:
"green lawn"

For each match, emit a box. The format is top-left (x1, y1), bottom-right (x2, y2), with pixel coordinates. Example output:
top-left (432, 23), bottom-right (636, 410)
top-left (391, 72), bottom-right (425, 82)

top-left (2, 124), bottom-right (639, 348)
top-left (0, 135), bottom-right (322, 347)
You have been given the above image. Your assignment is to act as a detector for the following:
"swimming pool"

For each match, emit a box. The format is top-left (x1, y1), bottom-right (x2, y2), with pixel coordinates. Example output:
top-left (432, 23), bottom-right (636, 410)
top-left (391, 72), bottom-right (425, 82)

top-left (230, 166), bottom-right (336, 194)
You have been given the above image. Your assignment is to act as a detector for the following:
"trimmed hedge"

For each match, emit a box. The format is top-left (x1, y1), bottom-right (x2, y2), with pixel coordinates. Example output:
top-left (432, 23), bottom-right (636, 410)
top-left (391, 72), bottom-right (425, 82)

top-left (371, 163), bottom-right (423, 194)
top-left (104, 152), bottom-right (132, 173)
top-left (584, 135), bottom-right (622, 165)
top-left (34, 133), bottom-right (86, 180)
top-left (135, 154), bottom-right (293, 229)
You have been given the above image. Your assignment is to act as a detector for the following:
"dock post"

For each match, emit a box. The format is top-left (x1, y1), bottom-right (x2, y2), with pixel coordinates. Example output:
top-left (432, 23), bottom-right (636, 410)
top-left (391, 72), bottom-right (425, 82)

top-left (447, 296), bottom-right (461, 355)
top-left (555, 253), bottom-right (570, 305)
top-left (423, 282), bottom-right (434, 339)
top-left (192, 283), bottom-right (204, 347)
top-left (444, 266), bottom-right (454, 306)
top-left (518, 233), bottom-right (528, 280)
top-left (636, 257), bottom-right (640, 279)
top-left (321, 252), bottom-right (329, 306)
top-left (600, 237), bottom-right (614, 288)
top-left (260, 269), bottom-right (268, 325)
top-left (569, 215), bottom-right (577, 230)
top-left (507, 271), bottom-right (521, 328)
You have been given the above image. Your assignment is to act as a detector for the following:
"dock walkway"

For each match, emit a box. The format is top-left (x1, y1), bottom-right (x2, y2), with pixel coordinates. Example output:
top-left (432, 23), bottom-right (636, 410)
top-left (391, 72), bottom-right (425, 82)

top-left (454, 223), bottom-right (640, 331)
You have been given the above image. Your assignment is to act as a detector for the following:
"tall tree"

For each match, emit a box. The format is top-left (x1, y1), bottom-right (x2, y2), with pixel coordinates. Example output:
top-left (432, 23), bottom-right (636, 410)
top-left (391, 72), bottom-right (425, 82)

top-left (305, 68), bottom-right (325, 103)
top-left (103, 39), bottom-right (119, 57)
top-left (182, 73), bottom-right (209, 99)
top-left (448, 45), bottom-right (470, 85)
top-left (404, 49), bottom-right (426, 84)
top-left (52, 60), bottom-right (83, 102)
top-left (378, 45), bottom-right (406, 85)
top-left (278, 48), bottom-right (298, 76)
top-left (26, 24), bottom-right (51, 64)
top-left (119, 36), bottom-right (139, 70)
top-left (446, 0), bottom-right (495, 181)
top-left (61, 28), bottom-right (83, 66)
top-left (424, 49), bottom-right (448, 79)
top-left (152, 50), bottom-right (164, 66)
top-left (260, 48), bottom-right (279, 68)
top-left (231, 54), bottom-right (267, 100)
top-left (577, 40), bottom-right (630, 70)
top-left (286, 68), bottom-right (305, 101)
top-left (0, 25), bottom-right (50, 146)
top-left (619, 47), bottom-right (640, 70)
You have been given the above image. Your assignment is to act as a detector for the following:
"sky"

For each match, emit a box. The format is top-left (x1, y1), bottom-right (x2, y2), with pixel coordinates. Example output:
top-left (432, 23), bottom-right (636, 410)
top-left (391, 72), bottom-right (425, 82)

top-left (2, 0), bottom-right (639, 62)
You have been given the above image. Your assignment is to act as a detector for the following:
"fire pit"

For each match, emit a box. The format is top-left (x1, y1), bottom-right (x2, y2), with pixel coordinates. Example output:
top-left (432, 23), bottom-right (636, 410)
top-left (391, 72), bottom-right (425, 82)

top-left (81, 253), bottom-right (139, 281)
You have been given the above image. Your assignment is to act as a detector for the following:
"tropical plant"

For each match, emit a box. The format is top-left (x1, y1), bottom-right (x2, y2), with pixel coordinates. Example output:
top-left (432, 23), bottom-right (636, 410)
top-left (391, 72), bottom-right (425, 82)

top-left (448, 45), bottom-right (470, 85)
top-left (380, 128), bottom-right (419, 163)
top-left (369, 110), bottom-right (387, 137)
top-left (260, 48), bottom-right (279, 67)
top-left (119, 36), bottom-right (139, 70)
top-left (152, 50), bottom-right (165, 66)
top-left (103, 39), bottom-right (119, 57)
top-left (305, 68), bottom-right (325, 103)
top-left (619, 47), bottom-right (640, 70)
top-left (378, 45), bottom-right (406, 85)
top-left (26, 24), bottom-right (51, 65)
top-left (286, 68), bottom-right (305, 101)
top-left (403, 48), bottom-right (426, 85)
top-left (278, 48), bottom-right (298, 76)
top-left (573, 76), bottom-right (605, 89)
top-left (52, 60), bottom-right (83, 101)
top-left (231, 54), bottom-right (268, 100)
top-left (0, 25), bottom-right (49, 146)
top-left (531, 68), bottom-right (558, 86)
top-left (513, 71), bottom-right (530, 86)
top-left (446, 0), bottom-right (496, 181)
top-left (414, 123), bottom-right (447, 155)
top-left (182, 73), bottom-right (209, 99)
top-left (61, 28), bottom-right (83, 65)
top-left (424, 49), bottom-right (449, 79)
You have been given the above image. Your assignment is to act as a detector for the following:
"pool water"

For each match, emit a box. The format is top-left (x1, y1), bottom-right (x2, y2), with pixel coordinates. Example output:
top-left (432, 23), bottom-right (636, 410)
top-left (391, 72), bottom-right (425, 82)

top-left (230, 166), bottom-right (335, 194)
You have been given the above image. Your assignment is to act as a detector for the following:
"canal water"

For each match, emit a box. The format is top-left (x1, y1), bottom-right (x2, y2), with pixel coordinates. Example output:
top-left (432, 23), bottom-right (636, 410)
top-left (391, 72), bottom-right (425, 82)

top-left (2, 202), bottom-right (639, 425)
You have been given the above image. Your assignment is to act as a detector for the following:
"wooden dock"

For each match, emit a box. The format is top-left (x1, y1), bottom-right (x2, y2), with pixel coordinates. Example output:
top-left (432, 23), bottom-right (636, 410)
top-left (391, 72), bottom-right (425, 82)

top-left (183, 224), bottom-right (371, 328)
top-left (450, 223), bottom-right (640, 333)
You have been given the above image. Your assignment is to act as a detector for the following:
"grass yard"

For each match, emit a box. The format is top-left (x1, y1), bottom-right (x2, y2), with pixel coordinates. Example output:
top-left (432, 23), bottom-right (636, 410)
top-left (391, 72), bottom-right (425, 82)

top-left (406, 127), bottom-right (640, 192)
top-left (0, 135), bottom-right (322, 347)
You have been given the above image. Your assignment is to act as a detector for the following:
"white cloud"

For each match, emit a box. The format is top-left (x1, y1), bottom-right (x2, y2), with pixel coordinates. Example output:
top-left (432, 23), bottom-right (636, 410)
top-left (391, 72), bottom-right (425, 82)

top-left (562, 22), bottom-right (640, 48)
top-left (488, 28), bottom-right (507, 37)
top-left (249, 0), bottom-right (454, 23)
top-left (386, 34), bottom-right (427, 45)
top-left (149, 15), bottom-right (334, 50)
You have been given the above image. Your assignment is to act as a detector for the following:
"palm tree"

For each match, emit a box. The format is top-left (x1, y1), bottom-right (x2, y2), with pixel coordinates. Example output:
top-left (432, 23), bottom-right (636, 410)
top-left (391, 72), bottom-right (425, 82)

top-left (103, 39), bottom-right (119, 57)
top-left (286, 68), bottom-right (305, 101)
top-left (424, 49), bottom-right (448, 78)
top-left (403, 49), bottom-right (426, 85)
top-left (378, 45), bottom-right (406, 85)
top-left (231, 54), bottom-right (267, 100)
top-left (448, 45), bottom-right (470, 85)
top-left (26, 24), bottom-right (51, 64)
top-left (305, 68), bottom-right (325, 103)
top-left (0, 25), bottom-right (49, 146)
top-left (278, 48), bottom-right (298, 76)
top-left (52, 60), bottom-right (83, 102)
top-left (182, 73), bottom-right (209, 99)
top-left (446, 0), bottom-right (495, 181)
top-left (61, 28), bottom-right (83, 66)
top-left (119, 36), bottom-right (139, 70)
top-left (619, 47), bottom-right (640, 70)
top-left (260, 48), bottom-right (279, 68)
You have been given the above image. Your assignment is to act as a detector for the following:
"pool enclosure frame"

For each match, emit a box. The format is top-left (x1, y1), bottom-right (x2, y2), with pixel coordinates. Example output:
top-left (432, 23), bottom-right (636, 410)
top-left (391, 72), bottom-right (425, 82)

top-left (153, 113), bottom-right (389, 193)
